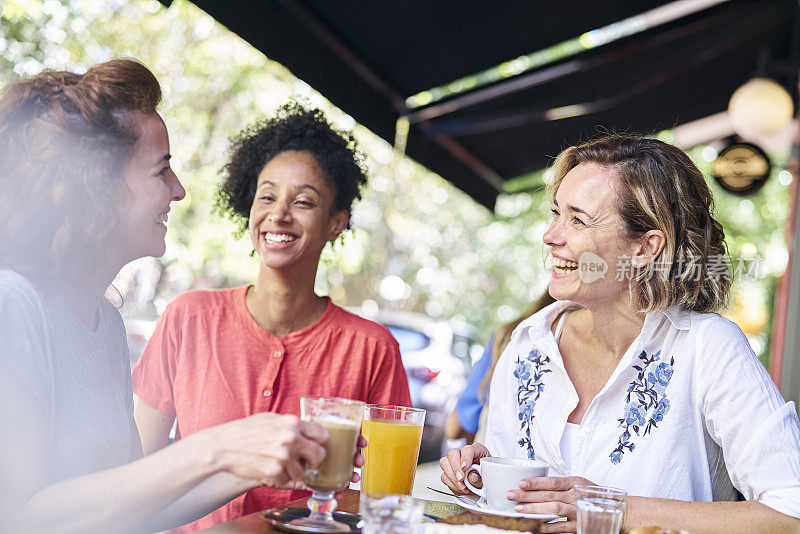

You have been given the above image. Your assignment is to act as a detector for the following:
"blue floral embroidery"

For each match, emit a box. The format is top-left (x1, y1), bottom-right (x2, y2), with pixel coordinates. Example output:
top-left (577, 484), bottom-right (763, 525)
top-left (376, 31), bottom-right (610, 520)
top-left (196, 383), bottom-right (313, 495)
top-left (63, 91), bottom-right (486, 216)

top-left (515, 349), bottom-right (551, 459)
top-left (610, 350), bottom-right (675, 465)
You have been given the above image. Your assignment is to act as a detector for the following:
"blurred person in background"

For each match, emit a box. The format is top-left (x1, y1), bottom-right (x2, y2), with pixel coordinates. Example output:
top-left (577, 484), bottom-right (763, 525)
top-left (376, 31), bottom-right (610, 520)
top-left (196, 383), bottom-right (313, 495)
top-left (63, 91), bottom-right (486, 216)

top-left (132, 102), bottom-right (411, 531)
top-left (445, 291), bottom-right (555, 444)
top-left (440, 135), bottom-right (800, 533)
top-left (0, 59), bottom-right (346, 534)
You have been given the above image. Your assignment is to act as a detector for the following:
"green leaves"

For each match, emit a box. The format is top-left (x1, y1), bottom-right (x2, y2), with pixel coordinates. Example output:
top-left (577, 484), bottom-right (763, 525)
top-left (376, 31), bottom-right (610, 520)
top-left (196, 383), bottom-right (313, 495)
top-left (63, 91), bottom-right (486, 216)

top-left (3, 0), bottom-right (785, 366)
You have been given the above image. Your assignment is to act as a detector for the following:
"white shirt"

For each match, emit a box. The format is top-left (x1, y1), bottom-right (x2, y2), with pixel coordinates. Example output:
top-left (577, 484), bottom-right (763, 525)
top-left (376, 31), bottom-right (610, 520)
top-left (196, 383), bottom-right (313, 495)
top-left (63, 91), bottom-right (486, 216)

top-left (485, 300), bottom-right (800, 519)
top-left (560, 423), bottom-right (579, 472)
top-left (0, 270), bottom-right (136, 484)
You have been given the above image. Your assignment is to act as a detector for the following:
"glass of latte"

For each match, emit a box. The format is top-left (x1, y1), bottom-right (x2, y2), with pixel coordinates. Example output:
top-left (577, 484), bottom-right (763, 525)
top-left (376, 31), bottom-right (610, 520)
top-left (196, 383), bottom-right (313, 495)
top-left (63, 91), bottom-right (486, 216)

top-left (290, 396), bottom-right (365, 532)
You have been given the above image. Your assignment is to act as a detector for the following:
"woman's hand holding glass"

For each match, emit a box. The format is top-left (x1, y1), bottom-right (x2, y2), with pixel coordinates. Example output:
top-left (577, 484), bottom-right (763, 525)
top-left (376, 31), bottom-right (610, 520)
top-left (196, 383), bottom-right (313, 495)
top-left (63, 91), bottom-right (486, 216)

top-left (196, 412), bottom-right (366, 491)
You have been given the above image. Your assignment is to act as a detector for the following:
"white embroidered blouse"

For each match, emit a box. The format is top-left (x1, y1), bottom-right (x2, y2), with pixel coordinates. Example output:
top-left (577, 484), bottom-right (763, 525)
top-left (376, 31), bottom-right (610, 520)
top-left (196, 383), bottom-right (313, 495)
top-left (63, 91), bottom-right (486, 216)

top-left (484, 300), bottom-right (800, 519)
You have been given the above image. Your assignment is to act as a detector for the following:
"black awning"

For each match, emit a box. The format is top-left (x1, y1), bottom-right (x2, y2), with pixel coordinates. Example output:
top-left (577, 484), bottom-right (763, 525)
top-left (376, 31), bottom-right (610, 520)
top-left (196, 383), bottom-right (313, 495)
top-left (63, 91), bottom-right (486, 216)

top-left (176, 0), bottom-right (798, 210)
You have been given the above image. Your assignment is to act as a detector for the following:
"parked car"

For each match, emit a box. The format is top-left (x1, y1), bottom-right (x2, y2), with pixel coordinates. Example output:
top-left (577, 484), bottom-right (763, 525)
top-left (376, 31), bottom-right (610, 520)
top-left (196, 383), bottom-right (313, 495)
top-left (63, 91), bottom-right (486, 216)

top-left (354, 309), bottom-right (484, 463)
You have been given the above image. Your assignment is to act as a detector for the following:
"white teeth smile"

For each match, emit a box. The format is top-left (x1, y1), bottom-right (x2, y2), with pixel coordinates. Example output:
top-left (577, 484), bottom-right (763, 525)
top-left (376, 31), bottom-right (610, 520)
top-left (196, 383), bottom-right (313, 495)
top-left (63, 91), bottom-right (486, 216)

top-left (264, 232), bottom-right (297, 244)
top-left (156, 213), bottom-right (168, 224)
top-left (553, 259), bottom-right (578, 269)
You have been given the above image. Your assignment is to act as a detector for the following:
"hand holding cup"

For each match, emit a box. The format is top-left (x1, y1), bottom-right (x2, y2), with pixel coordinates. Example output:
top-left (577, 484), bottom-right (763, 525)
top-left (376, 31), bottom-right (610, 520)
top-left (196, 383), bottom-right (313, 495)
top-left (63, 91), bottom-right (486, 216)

top-left (463, 457), bottom-right (549, 512)
top-left (439, 442), bottom-right (492, 495)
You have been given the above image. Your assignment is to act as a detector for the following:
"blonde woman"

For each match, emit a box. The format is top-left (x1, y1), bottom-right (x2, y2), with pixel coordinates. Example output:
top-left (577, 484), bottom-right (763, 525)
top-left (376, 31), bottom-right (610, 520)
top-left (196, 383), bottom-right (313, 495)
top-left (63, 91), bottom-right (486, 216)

top-left (441, 135), bottom-right (800, 533)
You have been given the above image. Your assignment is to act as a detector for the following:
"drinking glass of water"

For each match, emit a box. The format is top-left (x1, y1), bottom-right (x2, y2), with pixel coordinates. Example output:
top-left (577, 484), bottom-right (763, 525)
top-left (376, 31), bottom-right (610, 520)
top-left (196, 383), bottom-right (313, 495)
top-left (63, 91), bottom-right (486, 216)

top-left (575, 485), bottom-right (627, 534)
top-left (359, 493), bottom-right (423, 534)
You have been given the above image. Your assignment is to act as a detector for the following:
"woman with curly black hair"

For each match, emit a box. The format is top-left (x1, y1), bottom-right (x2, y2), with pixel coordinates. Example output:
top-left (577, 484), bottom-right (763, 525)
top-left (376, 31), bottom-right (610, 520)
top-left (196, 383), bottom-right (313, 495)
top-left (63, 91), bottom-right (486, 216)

top-left (132, 102), bottom-right (411, 531)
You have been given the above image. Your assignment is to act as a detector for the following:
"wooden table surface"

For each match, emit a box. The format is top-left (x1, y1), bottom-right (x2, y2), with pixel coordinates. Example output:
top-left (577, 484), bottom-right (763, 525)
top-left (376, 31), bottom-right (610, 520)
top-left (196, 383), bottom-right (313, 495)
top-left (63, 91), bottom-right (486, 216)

top-left (196, 489), bottom-right (548, 533)
top-left (198, 490), bottom-right (363, 533)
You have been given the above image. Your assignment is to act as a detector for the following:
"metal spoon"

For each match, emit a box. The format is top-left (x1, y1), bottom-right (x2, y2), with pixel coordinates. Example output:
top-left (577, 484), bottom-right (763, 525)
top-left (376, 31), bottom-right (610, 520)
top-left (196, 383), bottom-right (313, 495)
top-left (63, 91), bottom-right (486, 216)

top-left (425, 486), bottom-right (485, 508)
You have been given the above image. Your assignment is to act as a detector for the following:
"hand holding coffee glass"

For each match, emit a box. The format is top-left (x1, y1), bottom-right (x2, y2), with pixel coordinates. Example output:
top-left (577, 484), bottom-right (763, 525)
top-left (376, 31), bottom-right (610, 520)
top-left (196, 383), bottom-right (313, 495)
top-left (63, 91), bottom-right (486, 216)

top-left (290, 396), bottom-right (365, 532)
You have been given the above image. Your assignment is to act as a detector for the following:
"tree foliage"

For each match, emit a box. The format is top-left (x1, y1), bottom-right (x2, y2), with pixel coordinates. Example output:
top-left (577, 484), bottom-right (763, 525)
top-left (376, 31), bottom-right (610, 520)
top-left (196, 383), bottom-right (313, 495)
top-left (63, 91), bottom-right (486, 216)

top-left (1, 0), bottom-right (789, 365)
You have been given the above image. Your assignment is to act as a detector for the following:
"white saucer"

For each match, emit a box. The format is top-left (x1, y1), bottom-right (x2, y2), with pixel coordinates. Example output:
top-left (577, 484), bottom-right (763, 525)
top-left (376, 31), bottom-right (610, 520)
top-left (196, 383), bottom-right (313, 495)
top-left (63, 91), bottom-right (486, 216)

top-left (452, 495), bottom-right (560, 521)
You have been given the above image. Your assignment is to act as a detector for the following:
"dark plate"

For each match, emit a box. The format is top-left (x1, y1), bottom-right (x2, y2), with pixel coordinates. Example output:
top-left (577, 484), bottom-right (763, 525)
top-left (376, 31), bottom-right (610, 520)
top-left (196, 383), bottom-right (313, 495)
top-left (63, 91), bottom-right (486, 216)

top-left (262, 507), bottom-right (361, 533)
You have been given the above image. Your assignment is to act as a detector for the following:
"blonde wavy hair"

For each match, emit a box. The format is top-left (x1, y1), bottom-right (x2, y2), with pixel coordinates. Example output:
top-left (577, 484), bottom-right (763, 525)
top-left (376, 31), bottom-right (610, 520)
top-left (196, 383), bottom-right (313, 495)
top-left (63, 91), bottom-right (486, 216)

top-left (548, 135), bottom-right (730, 313)
top-left (0, 59), bottom-right (161, 279)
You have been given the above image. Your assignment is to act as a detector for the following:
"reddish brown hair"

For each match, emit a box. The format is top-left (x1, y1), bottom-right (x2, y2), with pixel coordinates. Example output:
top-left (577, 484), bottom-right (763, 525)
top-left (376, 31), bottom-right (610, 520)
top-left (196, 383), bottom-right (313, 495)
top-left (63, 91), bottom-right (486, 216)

top-left (0, 59), bottom-right (161, 278)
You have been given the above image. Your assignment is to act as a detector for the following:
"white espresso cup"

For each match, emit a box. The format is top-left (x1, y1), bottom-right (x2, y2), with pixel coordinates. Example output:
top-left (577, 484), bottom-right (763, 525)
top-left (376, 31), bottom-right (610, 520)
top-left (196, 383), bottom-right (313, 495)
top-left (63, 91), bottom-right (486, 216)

top-left (464, 457), bottom-right (549, 512)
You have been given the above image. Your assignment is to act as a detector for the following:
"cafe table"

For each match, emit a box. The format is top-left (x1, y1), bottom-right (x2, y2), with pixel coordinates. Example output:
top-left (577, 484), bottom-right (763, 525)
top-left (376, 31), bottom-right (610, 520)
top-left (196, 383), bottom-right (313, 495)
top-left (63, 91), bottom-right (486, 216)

top-left (196, 489), bottom-right (550, 533)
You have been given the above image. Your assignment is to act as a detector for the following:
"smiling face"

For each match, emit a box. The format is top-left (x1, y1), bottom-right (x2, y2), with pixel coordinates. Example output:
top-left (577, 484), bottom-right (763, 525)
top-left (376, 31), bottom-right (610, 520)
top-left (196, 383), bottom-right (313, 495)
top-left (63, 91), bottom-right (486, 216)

top-left (110, 112), bottom-right (185, 265)
top-left (543, 162), bottom-right (643, 308)
top-left (248, 150), bottom-right (348, 275)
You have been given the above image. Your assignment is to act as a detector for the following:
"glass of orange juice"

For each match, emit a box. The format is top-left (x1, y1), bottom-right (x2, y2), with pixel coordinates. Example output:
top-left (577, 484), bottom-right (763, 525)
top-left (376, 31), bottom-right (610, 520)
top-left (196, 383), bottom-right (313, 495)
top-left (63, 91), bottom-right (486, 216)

top-left (360, 405), bottom-right (425, 496)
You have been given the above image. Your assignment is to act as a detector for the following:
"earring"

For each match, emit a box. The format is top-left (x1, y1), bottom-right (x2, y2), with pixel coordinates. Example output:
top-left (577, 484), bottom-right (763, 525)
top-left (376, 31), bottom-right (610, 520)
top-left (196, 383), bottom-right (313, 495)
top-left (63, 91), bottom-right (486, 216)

top-left (631, 257), bottom-right (641, 267)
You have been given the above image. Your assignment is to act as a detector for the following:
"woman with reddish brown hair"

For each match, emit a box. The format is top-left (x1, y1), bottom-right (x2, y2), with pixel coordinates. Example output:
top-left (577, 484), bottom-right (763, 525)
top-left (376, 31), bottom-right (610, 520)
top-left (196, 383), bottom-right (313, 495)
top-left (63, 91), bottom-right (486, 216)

top-left (0, 59), bottom-right (352, 533)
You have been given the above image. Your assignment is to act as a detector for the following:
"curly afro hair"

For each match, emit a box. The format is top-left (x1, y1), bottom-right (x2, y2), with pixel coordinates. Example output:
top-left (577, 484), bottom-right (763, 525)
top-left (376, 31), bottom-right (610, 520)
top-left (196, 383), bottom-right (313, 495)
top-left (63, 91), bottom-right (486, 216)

top-left (216, 101), bottom-right (368, 237)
